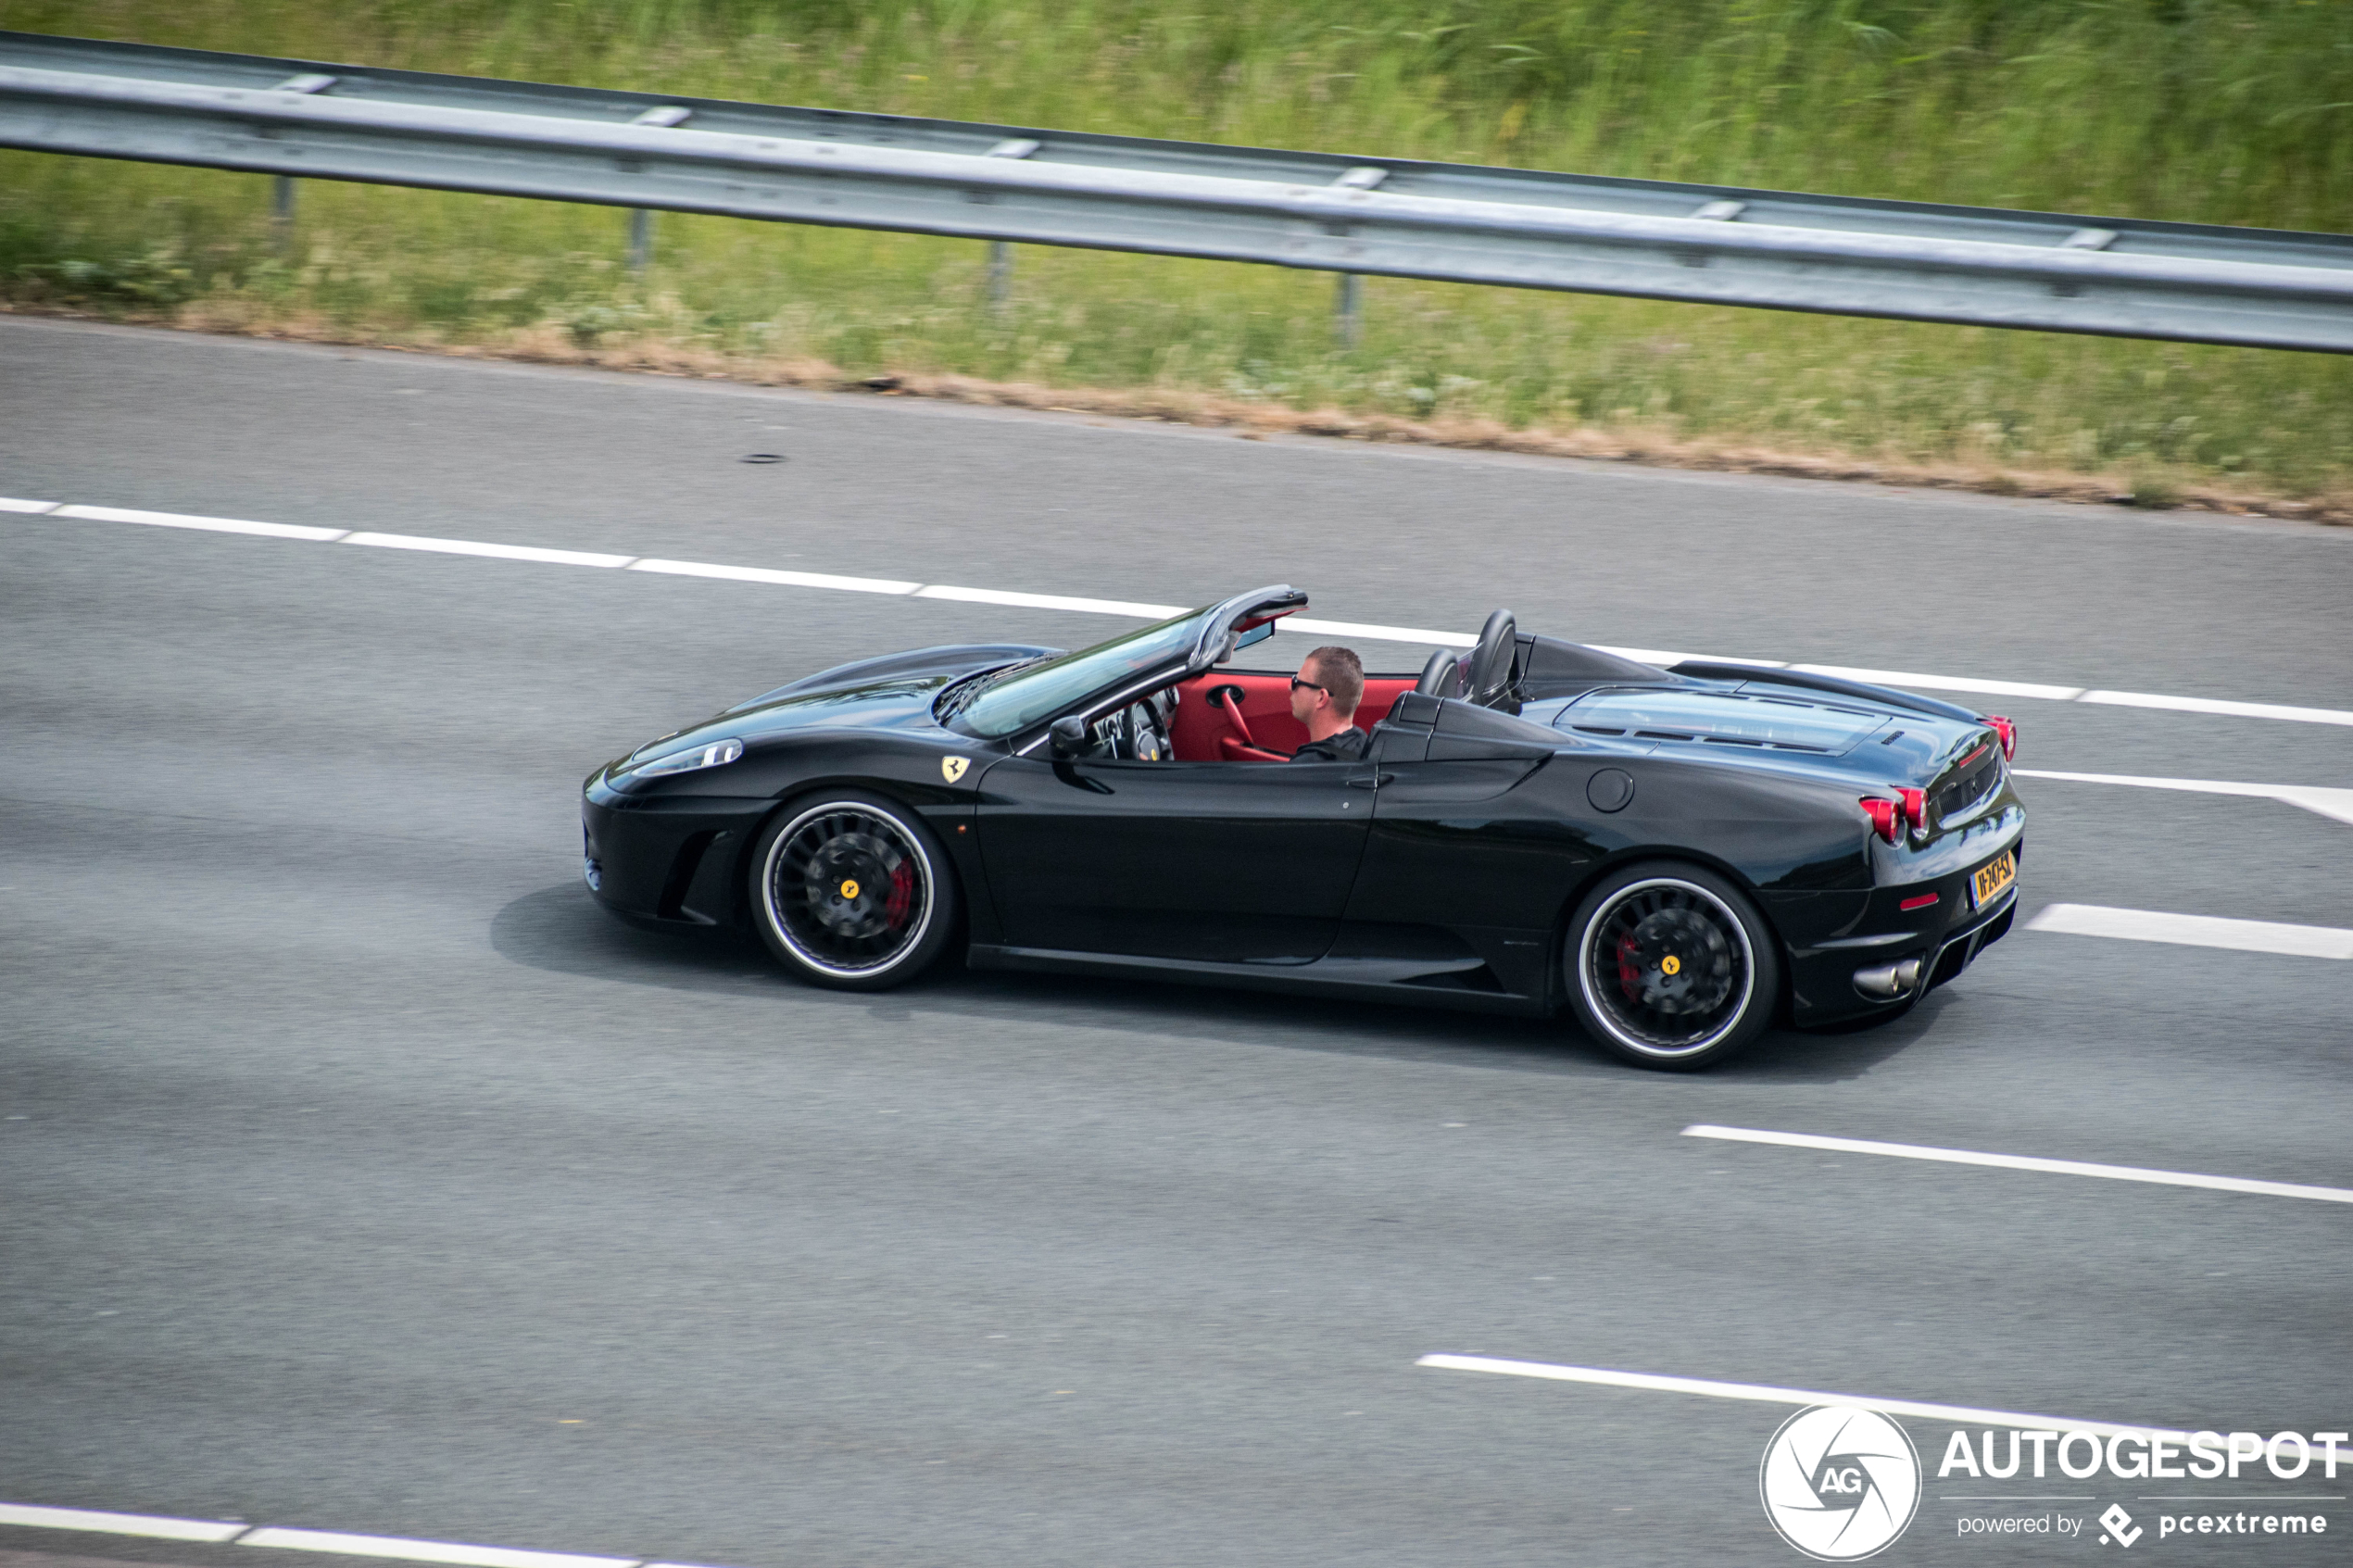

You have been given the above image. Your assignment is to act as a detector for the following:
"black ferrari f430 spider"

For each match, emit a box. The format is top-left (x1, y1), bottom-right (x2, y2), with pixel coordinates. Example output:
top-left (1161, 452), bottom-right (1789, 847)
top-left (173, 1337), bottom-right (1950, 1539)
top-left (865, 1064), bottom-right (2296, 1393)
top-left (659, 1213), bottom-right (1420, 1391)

top-left (582, 586), bottom-right (2024, 1069)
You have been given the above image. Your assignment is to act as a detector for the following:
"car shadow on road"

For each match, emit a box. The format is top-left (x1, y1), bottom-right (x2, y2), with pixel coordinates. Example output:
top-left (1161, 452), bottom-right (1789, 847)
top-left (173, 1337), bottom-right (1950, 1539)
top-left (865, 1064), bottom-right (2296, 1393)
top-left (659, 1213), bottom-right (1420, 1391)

top-left (493, 881), bottom-right (1931, 1084)
top-left (491, 879), bottom-right (781, 995)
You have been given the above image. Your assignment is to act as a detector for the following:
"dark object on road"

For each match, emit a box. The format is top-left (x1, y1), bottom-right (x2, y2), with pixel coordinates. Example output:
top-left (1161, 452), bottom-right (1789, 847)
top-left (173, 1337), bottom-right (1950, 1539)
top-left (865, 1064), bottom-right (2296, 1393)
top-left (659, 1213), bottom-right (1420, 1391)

top-left (739, 452), bottom-right (785, 464)
top-left (582, 588), bottom-right (2023, 1070)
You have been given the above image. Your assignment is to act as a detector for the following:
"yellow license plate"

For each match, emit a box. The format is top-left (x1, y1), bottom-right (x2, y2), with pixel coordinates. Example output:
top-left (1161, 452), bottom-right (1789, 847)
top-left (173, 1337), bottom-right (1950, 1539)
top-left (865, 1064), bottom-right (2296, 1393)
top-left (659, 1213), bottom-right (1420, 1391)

top-left (1971, 850), bottom-right (2018, 909)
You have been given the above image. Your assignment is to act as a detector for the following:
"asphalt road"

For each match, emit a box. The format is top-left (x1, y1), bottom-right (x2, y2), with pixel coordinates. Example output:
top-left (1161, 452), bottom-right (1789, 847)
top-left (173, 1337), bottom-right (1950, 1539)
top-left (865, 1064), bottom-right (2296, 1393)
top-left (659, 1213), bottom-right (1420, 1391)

top-left (2, 315), bottom-right (2348, 1568)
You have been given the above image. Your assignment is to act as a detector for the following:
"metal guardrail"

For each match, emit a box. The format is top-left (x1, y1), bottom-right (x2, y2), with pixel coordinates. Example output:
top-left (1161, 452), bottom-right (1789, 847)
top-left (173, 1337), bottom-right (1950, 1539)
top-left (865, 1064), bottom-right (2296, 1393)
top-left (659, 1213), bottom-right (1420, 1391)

top-left (6, 30), bottom-right (2352, 353)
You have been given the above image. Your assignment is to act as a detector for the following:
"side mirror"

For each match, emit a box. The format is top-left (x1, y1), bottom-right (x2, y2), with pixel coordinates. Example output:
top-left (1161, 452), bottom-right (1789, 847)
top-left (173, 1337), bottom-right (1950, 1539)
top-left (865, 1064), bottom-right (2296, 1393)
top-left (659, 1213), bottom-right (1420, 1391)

top-left (1233, 621), bottom-right (1277, 651)
top-left (1050, 715), bottom-right (1091, 759)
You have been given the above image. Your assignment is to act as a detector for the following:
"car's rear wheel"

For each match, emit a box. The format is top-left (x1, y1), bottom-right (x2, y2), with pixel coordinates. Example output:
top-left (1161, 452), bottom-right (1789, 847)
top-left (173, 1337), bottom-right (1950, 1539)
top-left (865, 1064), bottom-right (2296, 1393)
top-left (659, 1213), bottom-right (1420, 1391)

top-left (1566, 860), bottom-right (1780, 1071)
top-left (750, 794), bottom-right (956, 991)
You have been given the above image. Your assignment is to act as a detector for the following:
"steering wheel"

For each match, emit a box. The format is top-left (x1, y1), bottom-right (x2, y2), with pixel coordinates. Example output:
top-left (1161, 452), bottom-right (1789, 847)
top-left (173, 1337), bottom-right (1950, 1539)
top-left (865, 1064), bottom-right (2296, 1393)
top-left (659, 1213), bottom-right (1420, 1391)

top-left (1109, 698), bottom-right (1172, 760)
top-left (1466, 608), bottom-right (1517, 708)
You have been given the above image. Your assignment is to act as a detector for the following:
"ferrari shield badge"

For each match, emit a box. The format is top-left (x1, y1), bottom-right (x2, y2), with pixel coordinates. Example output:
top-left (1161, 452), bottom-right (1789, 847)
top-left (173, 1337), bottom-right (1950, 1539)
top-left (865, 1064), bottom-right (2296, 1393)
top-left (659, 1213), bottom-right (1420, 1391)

top-left (942, 756), bottom-right (971, 784)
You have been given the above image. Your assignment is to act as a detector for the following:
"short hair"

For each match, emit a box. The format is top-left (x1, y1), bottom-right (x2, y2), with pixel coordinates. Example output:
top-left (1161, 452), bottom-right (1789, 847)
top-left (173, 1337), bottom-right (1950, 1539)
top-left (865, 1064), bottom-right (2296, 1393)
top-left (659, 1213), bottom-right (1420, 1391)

top-left (1307, 646), bottom-right (1364, 716)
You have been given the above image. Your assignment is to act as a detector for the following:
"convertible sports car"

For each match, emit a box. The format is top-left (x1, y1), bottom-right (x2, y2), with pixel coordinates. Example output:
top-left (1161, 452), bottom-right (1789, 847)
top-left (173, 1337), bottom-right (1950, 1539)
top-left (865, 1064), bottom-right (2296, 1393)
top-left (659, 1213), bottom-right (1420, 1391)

top-left (582, 587), bottom-right (2024, 1070)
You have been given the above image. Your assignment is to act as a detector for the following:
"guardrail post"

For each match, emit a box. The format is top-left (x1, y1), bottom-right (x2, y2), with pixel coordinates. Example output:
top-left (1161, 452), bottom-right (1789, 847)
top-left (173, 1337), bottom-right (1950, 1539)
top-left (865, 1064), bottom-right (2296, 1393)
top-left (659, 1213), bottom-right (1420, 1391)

top-left (987, 241), bottom-right (1013, 315)
top-left (263, 74), bottom-right (336, 260)
top-left (271, 175), bottom-right (296, 256)
top-left (1327, 168), bottom-right (1386, 349)
top-left (620, 107), bottom-right (690, 275)
top-left (980, 140), bottom-right (1040, 317)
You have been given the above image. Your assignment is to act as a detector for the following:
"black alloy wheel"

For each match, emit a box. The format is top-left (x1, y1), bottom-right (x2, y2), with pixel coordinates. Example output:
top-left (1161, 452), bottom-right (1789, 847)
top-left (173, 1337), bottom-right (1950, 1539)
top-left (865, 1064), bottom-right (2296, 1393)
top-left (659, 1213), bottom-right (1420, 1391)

top-left (750, 795), bottom-right (956, 990)
top-left (1566, 860), bottom-right (1780, 1070)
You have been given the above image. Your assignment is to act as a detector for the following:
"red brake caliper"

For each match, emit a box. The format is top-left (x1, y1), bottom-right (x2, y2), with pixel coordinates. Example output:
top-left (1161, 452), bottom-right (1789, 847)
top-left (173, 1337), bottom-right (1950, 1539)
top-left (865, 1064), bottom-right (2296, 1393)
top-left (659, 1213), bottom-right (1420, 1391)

top-left (884, 859), bottom-right (916, 929)
top-left (1616, 935), bottom-right (1642, 1002)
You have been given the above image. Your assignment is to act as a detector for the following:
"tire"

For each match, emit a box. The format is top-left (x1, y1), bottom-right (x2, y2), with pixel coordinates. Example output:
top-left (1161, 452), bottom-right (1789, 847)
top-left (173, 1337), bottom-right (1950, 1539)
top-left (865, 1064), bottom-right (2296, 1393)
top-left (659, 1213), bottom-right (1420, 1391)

top-left (1564, 860), bottom-right (1781, 1071)
top-left (749, 793), bottom-right (958, 991)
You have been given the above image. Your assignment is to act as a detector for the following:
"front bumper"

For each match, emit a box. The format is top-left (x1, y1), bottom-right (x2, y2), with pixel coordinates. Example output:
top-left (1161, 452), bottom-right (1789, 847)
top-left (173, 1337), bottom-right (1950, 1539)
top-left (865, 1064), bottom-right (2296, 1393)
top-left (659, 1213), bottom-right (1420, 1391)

top-left (583, 778), bottom-right (772, 927)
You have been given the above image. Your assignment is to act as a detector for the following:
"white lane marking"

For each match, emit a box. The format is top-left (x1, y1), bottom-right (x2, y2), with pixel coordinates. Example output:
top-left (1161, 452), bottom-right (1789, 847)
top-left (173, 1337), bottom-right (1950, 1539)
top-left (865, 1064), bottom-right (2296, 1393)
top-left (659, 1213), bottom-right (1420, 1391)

top-left (916, 583), bottom-right (1186, 619)
top-left (342, 531), bottom-right (636, 570)
top-left (241, 1525), bottom-right (638, 1568)
top-left (1290, 614), bottom-right (1476, 647)
top-left (0, 1500), bottom-right (247, 1540)
top-left (628, 557), bottom-right (919, 595)
top-left (2081, 688), bottom-right (2353, 728)
top-left (1415, 1356), bottom-right (2193, 1443)
top-left (0, 1501), bottom-right (700, 1568)
top-left (1681, 1124), bottom-right (2353, 1205)
top-left (54, 503), bottom-right (347, 543)
top-left (2017, 769), bottom-right (2353, 828)
top-left (0, 495), bottom-right (60, 513)
top-left (2027, 902), bottom-right (2353, 960)
top-left (19, 498), bottom-right (2353, 726)
top-left (1789, 662), bottom-right (2085, 702)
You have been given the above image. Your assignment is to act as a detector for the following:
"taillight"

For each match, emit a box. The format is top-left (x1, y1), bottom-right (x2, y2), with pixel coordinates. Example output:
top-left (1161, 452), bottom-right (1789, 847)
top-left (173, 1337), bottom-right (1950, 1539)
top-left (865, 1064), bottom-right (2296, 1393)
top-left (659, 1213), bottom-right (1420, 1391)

top-left (1896, 787), bottom-right (1927, 831)
top-left (1985, 715), bottom-right (2017, 761)
top-left (1860, 797), bottom-right (1900, 844)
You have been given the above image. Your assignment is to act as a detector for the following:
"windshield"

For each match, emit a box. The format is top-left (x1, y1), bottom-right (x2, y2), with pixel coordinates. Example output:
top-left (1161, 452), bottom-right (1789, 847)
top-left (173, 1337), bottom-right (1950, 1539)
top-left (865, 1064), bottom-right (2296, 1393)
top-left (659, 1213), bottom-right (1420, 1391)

top-left (953, 608), bottom-right (1205, 737)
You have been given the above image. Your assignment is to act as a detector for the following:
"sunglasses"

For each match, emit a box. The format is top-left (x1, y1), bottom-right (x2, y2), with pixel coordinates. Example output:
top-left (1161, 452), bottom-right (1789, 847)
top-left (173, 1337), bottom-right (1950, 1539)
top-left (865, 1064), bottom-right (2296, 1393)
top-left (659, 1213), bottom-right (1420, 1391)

top-left (1289, 676), bottom-right (1327, 694)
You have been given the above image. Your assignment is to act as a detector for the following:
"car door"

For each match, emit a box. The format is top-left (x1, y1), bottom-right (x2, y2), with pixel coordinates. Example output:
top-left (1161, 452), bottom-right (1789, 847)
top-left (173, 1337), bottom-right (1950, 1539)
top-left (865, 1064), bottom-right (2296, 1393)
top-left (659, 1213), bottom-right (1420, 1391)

top-left (975, 754), bottom-right (1376, 963)
top-left (1343, 700), bottom-right (1608, 987)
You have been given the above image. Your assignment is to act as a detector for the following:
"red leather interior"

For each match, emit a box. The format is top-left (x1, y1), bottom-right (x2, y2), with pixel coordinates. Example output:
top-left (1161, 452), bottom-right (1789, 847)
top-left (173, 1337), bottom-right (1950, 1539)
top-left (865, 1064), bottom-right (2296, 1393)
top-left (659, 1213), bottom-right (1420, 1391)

top-left (1166, 671), bottom-right (1416, 762)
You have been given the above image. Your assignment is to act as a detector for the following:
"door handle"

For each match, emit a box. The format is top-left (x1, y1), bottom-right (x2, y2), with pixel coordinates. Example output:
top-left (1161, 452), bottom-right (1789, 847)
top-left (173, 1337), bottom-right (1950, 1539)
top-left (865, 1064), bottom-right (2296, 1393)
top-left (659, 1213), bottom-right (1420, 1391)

top-left (1345, 772), bottom-right (1393, 789)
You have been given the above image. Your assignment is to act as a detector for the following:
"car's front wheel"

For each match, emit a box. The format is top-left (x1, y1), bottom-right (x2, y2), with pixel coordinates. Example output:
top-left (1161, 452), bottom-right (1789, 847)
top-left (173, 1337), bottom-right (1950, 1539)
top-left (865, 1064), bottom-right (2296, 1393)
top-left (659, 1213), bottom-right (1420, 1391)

top-left (1565, 860), bottom-right (1780, 1071)
top-left (750, 794), bottom-right (957, 990)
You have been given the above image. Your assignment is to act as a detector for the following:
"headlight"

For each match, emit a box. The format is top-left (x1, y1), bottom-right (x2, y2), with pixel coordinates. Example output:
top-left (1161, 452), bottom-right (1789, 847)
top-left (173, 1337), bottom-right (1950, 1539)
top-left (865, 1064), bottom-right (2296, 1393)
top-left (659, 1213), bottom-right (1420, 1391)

top-left (624, 736), bottom-right (744, 778)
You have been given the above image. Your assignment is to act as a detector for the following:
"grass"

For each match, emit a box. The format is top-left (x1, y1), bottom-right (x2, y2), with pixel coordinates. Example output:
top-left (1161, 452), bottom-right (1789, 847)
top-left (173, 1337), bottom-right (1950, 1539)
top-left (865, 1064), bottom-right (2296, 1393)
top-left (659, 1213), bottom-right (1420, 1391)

top-left (4, 0), bottom-right (2350, 513)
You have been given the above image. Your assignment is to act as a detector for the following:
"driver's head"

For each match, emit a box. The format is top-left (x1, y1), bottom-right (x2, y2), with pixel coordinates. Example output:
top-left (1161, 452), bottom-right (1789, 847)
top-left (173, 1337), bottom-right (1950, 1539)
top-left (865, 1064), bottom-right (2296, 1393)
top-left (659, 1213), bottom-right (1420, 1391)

top-left (1290, 645), bottom-right (1364, 728)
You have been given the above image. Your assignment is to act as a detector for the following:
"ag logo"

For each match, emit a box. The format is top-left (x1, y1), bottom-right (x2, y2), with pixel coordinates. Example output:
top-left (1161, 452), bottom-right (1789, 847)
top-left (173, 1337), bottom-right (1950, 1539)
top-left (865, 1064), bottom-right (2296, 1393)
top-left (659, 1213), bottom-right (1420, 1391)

top-left (1759, 1406), bottom-right (1920, 1562)
top-left (941, 756), bottom-right (970, 784)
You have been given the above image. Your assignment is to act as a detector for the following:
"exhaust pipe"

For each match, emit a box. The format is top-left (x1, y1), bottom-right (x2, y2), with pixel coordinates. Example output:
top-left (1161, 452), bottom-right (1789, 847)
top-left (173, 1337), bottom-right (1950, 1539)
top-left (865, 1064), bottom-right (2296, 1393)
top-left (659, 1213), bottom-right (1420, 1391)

top-left (1853, 956), bottom-right (1923, 1000)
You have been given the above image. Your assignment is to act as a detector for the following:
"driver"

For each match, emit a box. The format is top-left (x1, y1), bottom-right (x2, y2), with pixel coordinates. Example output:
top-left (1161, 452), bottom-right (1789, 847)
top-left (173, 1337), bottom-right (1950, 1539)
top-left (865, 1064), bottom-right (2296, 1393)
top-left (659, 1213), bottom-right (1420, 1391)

top-left (1289, 646), bottom-right (1368, 762)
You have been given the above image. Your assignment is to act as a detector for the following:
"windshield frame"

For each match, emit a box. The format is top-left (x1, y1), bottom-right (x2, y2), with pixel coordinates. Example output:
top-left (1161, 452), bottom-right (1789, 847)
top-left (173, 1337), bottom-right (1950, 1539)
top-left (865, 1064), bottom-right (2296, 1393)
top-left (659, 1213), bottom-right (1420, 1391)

top-left (937, 585), bottom-right (1305, 746)
top-left (940, 610), bottom-right (1204, 740)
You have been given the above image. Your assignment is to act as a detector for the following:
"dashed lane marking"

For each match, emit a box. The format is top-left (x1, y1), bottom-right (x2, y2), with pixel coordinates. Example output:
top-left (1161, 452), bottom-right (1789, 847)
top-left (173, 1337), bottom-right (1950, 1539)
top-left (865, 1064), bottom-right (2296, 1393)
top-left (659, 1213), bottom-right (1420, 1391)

top-left (53, 502), bottom-right (346, 543)
top-left (2026, 902), bottom-right (2353, 960)
top-left (1774, 660), bottom-right (2084, 702)
top-left (2017, 769), bottom-right (2353, 828)
top-left (0, 1500), bottom-right (720, 1568)
top-left (1680, 1124), bottom-right (2353, 1204)
top-left (0, 1500), bottom-right (245, 1541)
top-left (12, 496), bottom-right (2353, 727)
top-left (1413, 1357), bottom-right (2195, 1444)
top-left (241, 1524), bottom-right (637, 1568)
top-left (631, 558), bottom-right (920, 596)
top-left (343, 531), bottom-right (636, 571)
top-left (912, 582), bottom-right (1185, 618)
top-left (2076, 687), bottom-right (2353, 726)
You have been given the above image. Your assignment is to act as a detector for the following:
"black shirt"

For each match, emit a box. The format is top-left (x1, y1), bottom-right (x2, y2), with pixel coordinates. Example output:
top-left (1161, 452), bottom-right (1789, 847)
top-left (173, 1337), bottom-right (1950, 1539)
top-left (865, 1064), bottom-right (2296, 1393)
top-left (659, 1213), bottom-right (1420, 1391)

top-left (1290, 725), bottom-right (1369, 762)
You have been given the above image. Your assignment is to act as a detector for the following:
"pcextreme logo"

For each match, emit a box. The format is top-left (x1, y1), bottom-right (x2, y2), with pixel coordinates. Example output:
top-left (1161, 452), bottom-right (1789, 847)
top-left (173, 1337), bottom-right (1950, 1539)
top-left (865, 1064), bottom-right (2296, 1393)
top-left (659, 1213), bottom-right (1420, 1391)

top-left (1761, 1406), bottom-right (1923, 1561)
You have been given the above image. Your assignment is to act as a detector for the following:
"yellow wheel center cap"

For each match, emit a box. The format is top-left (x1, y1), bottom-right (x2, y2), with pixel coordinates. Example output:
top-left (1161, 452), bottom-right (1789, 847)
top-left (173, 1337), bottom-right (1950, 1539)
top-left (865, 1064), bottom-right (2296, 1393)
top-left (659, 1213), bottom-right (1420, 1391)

top-left (1661, 954), bottom-right (1682, 976)
top-left (839, 879), bottom-right (861, 900)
